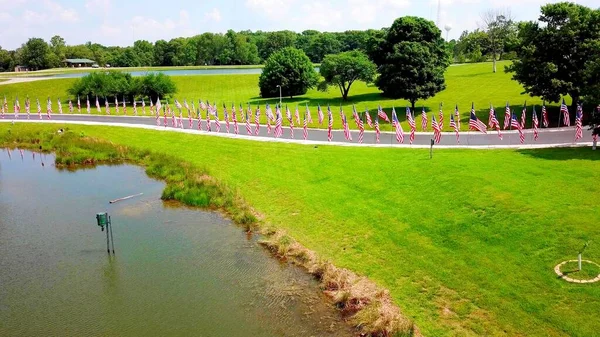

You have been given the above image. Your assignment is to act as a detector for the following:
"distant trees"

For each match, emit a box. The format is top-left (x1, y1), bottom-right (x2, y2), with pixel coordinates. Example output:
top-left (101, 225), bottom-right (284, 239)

top-left (20, 38), bottom-right (53, 70)
top-left (506, 2), bottom-right (600, 109)
top-left (259, 47), bottom-right (319, 98)
top-left (319, 51), bottom-right (376, 100)
top-left (370, 16), bottom-right (450, 110)
top-left (480, 8), bottom-right (515, 73)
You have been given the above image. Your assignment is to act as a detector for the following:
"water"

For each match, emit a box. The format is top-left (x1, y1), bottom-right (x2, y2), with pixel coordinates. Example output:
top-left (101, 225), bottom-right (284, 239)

top-left (0, 149), bottom-right (352, 337)
top-left (44, 67), bottom-right (320, 78)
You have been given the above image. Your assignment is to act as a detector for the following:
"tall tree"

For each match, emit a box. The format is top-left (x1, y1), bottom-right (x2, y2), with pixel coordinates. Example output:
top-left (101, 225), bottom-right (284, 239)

top-left (480, 8), bottom-right (514, 73)
top-left (258, 47), bottom-right (319, 98)
top-left (319, 51), bottom-right (376, 100)
top-left (49, 35), bottom-right (66, 62)
top-left (506, 2), bottom-right (600, 110)
top-left (133, 40), bottom-right (154, 66)
top-left (20, 38), bottom-right (52, 70)
top-left (372, 17), bottom-right (450, 110)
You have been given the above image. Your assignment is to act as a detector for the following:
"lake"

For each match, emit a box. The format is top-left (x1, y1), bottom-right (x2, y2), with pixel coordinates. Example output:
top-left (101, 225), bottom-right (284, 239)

top-left (0, 149), bottom-right (352, 336)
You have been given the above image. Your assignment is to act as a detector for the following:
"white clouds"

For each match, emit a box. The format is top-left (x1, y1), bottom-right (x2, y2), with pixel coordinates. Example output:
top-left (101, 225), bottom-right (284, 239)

top-left (245, 0), bottom-right (296, 16)
top-left (347, 0), bottom-right (411, 26)
top-left (298, 2), bottom-right (343, 28)
top-left (85, 0), bottom-right (111, 15)
top-left (44, 0), bottom-right (79, 22)
top-left (204, 8), bottom-right (222, 22)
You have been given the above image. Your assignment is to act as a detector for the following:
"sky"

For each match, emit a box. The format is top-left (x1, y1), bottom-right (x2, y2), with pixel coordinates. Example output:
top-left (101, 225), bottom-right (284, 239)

top-left (0, 0), bottom-right (595, 50)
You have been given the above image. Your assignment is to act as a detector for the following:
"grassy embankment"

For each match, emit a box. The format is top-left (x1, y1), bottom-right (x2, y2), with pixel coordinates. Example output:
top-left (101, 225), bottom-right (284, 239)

top-left (0, 61), bottom-right (575, 131)
top-left (1, 122), bottom-right (599, 336)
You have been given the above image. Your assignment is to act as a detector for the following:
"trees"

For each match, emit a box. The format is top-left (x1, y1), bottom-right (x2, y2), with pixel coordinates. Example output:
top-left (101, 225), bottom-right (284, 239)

top-left (319, 51), bottom-right (376, 100)
top-left (506, 3), bottom-right (600, 110)
top-left (136, 73), bottom-right (177, 102)
top-left (371, 16), bottom-right (450, 110)
top-left (480, 9), bottom-right (514, 73)
top-left (20, 38), bottom-right (52, 70)
top-left (258, 47), bottom-right (319, 98)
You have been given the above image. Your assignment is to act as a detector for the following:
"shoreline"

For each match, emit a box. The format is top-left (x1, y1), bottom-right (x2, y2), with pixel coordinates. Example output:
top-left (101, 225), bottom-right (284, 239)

top-left (0, 124), bottom-right (418, 336)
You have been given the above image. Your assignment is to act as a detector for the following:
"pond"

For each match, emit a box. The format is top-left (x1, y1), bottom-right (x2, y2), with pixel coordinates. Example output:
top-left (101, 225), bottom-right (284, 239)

top-left (44, 67), bottom-right (320, 78)
top-left (0, 149), bottom-right (352, 336)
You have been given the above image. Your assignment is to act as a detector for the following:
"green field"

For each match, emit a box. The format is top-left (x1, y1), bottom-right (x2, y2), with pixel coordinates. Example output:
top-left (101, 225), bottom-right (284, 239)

top-left (1, 123), bottom-right (598, 336)
top-left (0, 61), bottom-right (574, 131)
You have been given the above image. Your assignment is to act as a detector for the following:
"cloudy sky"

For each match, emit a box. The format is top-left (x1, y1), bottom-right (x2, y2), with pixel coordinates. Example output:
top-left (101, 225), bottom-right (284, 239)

top-left (0, 0), bottom-right (594, 50)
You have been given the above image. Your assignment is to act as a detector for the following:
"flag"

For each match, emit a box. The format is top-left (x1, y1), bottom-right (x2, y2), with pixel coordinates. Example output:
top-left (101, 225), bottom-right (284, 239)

top-left (574, 103), bottom-right (583, 141)
top-left (77, 95), bottom-right (81, 113)
top-left (57, 98), bottom-right (62, 114)
top-left (454, 104), bottom-right (460, 130)
top-left (489, 105), bottom-right (503, 140)
top-left (200, 100), bottom-right (207, 111)
top-left (196, 106), bottom-right (201, 129)
top-left (421, 108), bottom-right (427, 131)
top-left (115, 97), bottom-right (119, 114)
top-left (374, 111), bottom-right (380, 143)
top-left (123, 97), bottom-right (127, 115)
top-left (432, 114), bottom-right (441, 144)
top-left (105, 97), bottom-right (110, 115)
top-left (511, 114), bottom-right (524, 144)
top-left (541, 102), bottom-right (549, 127)
top-left (306, 104), bottom-right (312, 124)
top-left (449, 113), bottom-right (460, 143)
top-left (133, 100), bottom-right (138, 116)
top-left (1, 96), bottom-right (7, 118)
top-left (68, 100), bottom-right (73, 113)
top-left (407, 107), bottom-right (416, 144)
top-left (37, 98), bottom-right (42, 119)
top-left (391, 107), bottom-right (404, 143)
top-left (327, 105), bottom-right (333, 142)
top-left (96, 96), bottom-right (101, 113)
top-left (353, 105), bottom-right (364, 144)
top-left (46, 97), bottom-right (52, 119)
top-left (214, 105), bottom-right (221, 132)
top-left (294, 105), bottom-right (300, 125)
top-left (85, 96), bottom-right (90, 114)
top-left (342, 114), bottom-right (352, 141)
top-left (303, 111), bottom-right (308, 140)
top-left (142, 98), bottom-right (146, 115)
top-left (365, 108), bottom-right (373, 128)
top-left (287, 105), bottom-right (294, 139)
top-left (377, 105), bottom-right (390, 122)
top-left (25, 97), bottom-right (30, 119)
top-left (521, 103), bottom-right (526, 129)
top-left (274, 105), bottom-right (283, 138)
top-left (560, 99), bottom-right (570, 126)
top-left (503, 102), bottom-right (511, 130)
top-left (223, 104), bottom-right (230, 133)
top-left (245, 104), bottom-right (252, 135)
top-left (317, 104), bottom-right (324, 125)
top-left (532, 106), bottom-right (539, 141)
top-left (232, 104), bottom-right (239, 135)
top-left (438, 104), bottom-right (444, 130)
top-left (468, 103), bottom-right (487, 134)
top-left (254, 105), bottom-right (260, 135)
top-left (265, 103), bottom-right (274, 121)
top-left (14, 97), bottom-right (19, 119)
top-left (155, 97), bottom-right (161, 115)
top-left (205, 105), bottom-right (211, 131)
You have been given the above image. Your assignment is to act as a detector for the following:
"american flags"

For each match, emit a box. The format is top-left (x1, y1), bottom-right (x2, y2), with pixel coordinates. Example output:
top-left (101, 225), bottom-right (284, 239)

top-left (327, 105), bottom-right (333, 141)
top-left (200, 100), bottom-right (207, 111)
top-left (86, 96), bottom-right (90, 114)
top-left (306, 103), bottom-right (312, 124)
top-left (449, 113), bottom-right (460, 143)
top-left (115, 97), bottom-right (119, 114)
top-left (521, 103), bottom-right (526, 129)
top-left (488, 105), bottom-right (502, 139)
top-left (468, 103), bottom-right (487, 134)
top-left (1, 96), bottom-right (7, 118)
top-left (232, 104), bottom-right (239, 135)
top-left (503, 102), bottom-right (511, 130)
top-left (287, 105), bottom-right (294, 139)
top-left (96, 96), bottom-right (101, 113)
top-left (14, 96), bottom-right (20, 119)
top-left (431, 114), bottom-right (441, 144)
top-left (46, 97), bottom-right (52, 119)
top-left (454, 104), bottom-right (460, 130)
top-left (391, 107), bottom-right (404, 143)
top-left (274, 105), bottom-right (283, 138)
top-left (205, 105), bottom-right (211, 131)
top-left (532, 106), bottom-right (539, 141)
top-left (77, 95), bottom-right (81, 113)
top-left (142, 98), bottom-right (146, 115)
top-left (365, 109), bottom-right (373, 128)
top-left (295, 105), bottom-right (300, 125)
top-left (37, 98), bottom-right (42, 119)
top-left (374, 111), bottom-right (380, 143)
top-left (353, 105), bottom-right (364, 144)
top-left (303, 111), bottom-right (308, 140)
top-left (421, 108), bottom-right (427, 131)
top-left (25, 97), bottom-right (30, 119)
top-left (560, 99), bottom-right (570, 126)
top-left (105, 97), bottom-right (110, 115)
top-left (317, 104), bottom-right (324, 125)
top-left (407, 107), bottom-right (416, 144)
top-left (541, 102), bottom-right (549, 127)
top-left (57, 98), bottom-right (62, 114)
top-left (245, 104), bottom-right (252, 135)
top-left (123, 97), bottom-right (127, 115)
top-left (223, 104), bottom-right (230, 133)
top-left (341, 111), bottom-right (352, 141)
top-left (68, 100), bottom-right (73, 113)
top-left (438, 104), bottom-right (444, 130)
top-left (511, 113), bottom-right (524, 144)
top-left (254, 105), bottom-right (261, 135)
top-left (133, 100), bottom-right (138, 116)
top-left (574, 103), bottom-right (583, 141)
top-left (377, 105), bottom-right (390, 122)
top-left (266, 103), bottom-right (272, 134)
top-left (214, 105), bottom-right (221, 132)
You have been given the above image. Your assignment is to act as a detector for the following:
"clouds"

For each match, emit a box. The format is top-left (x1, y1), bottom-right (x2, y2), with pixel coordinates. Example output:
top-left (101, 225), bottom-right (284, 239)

top-left (204, 8), bottom-right (222, 22)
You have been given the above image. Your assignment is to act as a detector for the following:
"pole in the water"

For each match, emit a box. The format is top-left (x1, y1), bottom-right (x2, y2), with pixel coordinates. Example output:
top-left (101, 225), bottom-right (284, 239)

top-left (96, 212), bottom-right (115, 255)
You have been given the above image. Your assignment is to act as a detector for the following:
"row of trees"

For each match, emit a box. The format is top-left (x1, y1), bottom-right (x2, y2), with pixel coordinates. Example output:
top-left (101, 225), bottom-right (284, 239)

top-left (0, 30), bottom-right (384, 71)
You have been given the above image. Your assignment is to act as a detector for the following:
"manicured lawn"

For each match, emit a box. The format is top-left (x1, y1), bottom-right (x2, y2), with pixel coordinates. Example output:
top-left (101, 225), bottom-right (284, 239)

top-left (0, 61), bottom-right (576, 132)
top-left (1, 123), bottom-right (598, 336)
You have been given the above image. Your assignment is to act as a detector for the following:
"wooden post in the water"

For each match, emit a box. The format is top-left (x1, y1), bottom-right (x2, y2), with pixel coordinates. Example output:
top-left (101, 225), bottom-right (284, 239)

top-left (109, 216), bottom-right (115, 255)
top-left (105, 220), bottom-right (110, 255)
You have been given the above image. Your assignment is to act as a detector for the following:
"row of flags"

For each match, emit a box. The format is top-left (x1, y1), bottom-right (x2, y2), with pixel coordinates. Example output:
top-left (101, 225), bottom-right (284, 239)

top-left (1, 95), bottom-right (595, 144)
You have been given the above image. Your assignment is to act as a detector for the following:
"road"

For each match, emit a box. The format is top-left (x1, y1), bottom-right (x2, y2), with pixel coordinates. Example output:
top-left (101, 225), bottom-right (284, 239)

top-left (0, 113), bottom-right (594, 148)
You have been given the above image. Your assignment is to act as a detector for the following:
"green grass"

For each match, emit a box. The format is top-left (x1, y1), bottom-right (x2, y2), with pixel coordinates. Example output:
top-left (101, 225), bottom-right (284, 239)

top-left (2, 123), bottom-right (599, 336)
top-left (0, 61), bottom-right (573, 131)
top-left (560, 261), bottom-right (600, 280)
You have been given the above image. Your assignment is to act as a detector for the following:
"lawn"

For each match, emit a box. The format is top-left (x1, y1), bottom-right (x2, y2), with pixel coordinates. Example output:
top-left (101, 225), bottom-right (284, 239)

top-left (1, 123), bottom-right (599, 336)
top-left (0, 61), bottom-right (575, 132)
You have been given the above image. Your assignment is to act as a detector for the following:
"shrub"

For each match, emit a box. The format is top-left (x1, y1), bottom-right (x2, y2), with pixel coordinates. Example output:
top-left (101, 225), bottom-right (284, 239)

top-left (259, 47), bottom-right (319, 98)
top-left (136, 72), bottom-right (177, 102)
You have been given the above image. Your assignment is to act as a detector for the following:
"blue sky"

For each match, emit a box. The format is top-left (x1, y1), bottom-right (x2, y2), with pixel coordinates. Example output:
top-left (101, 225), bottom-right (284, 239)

top-left (0, 0), bottom-right (595, 49)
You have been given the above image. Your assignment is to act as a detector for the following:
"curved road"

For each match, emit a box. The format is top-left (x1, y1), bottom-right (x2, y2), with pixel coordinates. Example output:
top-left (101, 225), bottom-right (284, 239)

top-left (0, 114), bottom-right (594, 149)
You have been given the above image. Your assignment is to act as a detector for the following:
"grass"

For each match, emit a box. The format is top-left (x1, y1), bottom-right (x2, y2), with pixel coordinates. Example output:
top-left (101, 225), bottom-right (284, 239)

top-left (1, 122), bottom-right (599, 336)
top-left (560, 261), bottom-right (600, 280)
top-left (0, 61), bottom-right (576, 131)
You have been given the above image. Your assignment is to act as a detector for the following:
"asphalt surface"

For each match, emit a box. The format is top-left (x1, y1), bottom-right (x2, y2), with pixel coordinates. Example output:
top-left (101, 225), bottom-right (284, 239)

top-left (1, 113), bottom-right (592, 147)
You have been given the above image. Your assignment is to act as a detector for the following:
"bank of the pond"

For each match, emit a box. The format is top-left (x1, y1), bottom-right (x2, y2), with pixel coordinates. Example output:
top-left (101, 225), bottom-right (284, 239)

top-left (0, 124), bottom-right (416, 336)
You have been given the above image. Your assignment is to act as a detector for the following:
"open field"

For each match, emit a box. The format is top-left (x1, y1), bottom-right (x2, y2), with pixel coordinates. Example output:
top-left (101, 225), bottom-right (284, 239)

top-left (1, 123), bottom-right (598, 336)
top-left (0, 61), bottom-right (576, 131)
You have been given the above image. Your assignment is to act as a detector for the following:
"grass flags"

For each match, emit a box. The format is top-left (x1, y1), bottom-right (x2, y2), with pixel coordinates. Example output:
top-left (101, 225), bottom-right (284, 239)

top-left (287, 105), bottom-right (294, 139)
top-left (86, 96), bottom-right (91, 114)
top-left (532, 106), bottom-right (539, 141)
top-left (142, 98), bottom-right (146, 115)
top-left (317, 104), bottom-right (324, 125)
top-left (407, 107), bottom-right (416, 144)
top-left (438, 103), bottom-right (444, 130)
top-left (432, 114), bottom-right (441, 144)
top-left (77, 95), bottom-right (81, 113)
top-left (365, 108), bottom-right (373, 128)
top-left (254, 105), bottom-right (260, 135)
top-left (274, 105), bottom-right (283, 138)
top-left (246, 103), bottom-right (252, 135)
top-left (541, 102), bottom-right (549, 127)
top-left (105, 97), bottom-right (110, 115)
top-left (488, 104), bottom-right (502, 140)
top-left (374, 110), bottom-right (380, 143)
top-left (454, 104), bottom-right (460, 130)
top-left (295, 105), bottom-right (300, 125)
top-left (37, 98), bottom-right (41, 119)
top-left (223, 104), bottom-right (230, 133)
top-left (305, 103), bottom-right (312, 124)
top-left (352, 105), bottom-right (364, 144)
top-left (46, 97), bottom-right (52, 119)
top-left (68, 99), bottom-right (73, 114)
top-left (327, 104), bottom-right (333, 142)
top-left (503, 102), bottom-right (511, 130)
top-left (468, 103), bottom-right (487, 134)
top-left (96, 96), bottom-right (101, 113)
top-left (521, 102), bottom-right (526, 129)
top-left (421, 107), bottom-right (427, 131)
top-left (575, 103), bottom-right (583, 141)
top-left (25, 96), bottom-right (30, 119)
top-left (303, 111), bottom-right (308, 140)
top-left (57, 98), bottom-right (62, 114)
top-left (214, 105), bottom-right (221, 132)
top-left (391, 107), bottom-right (404, 143)
top-left (511, 113), bottom-right (524, 143)
top-left (377, 105), bottom-right (390, 122)
top-left (450, 113), bottom-right (460, 143)
top-left (560, 98), bottom-right (570, 126)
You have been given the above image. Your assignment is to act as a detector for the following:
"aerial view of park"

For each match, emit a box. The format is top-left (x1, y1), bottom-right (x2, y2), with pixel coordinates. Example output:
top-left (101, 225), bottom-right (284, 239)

top-left (0, 1), bottom-right (599, 336)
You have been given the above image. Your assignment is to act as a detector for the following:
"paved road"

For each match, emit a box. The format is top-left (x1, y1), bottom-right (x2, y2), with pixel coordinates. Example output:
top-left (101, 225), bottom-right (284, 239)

top-left (1, 113), bottom-right (593, 148)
